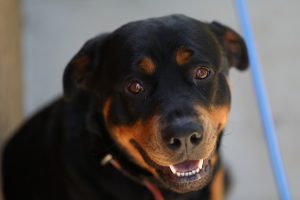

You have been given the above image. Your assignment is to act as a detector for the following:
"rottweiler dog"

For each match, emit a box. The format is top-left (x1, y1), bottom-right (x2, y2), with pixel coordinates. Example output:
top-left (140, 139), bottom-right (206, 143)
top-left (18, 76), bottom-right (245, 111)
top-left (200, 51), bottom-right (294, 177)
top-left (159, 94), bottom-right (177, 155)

top-left (2, 15), bottom-right (248, 200)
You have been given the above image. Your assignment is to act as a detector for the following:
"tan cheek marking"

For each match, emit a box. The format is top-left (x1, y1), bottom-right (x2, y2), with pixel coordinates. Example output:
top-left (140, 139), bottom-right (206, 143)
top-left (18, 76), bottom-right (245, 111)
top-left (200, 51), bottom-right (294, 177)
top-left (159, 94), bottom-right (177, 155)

top-left (209, 106), bottom-right (230, 132)
top-left (210, 166), bottom-right (225, 200)
top-left (138, 57), bottom-right (155, 75)
top-left (111, 119), bottom-right (159, 177)
top-left (176, 47), bottom-right (193, 65)
top-left (102, 101), bottom-right (159, 177)
top-left (195, 106), bottom-right (230, 133)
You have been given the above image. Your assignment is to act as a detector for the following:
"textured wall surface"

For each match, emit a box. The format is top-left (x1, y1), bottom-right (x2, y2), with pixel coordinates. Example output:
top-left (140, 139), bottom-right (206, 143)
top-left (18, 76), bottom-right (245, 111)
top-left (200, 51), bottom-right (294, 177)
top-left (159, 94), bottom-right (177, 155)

top-left (9, 0), bottom-right (300, 199)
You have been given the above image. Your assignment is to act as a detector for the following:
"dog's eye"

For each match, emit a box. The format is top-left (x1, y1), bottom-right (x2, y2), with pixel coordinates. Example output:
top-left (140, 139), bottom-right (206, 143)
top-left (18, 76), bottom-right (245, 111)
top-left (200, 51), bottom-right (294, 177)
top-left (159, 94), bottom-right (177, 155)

top-left (194, 66), bottom-right (211, 80)
top-left (127, 81), bottom-right (144, 94)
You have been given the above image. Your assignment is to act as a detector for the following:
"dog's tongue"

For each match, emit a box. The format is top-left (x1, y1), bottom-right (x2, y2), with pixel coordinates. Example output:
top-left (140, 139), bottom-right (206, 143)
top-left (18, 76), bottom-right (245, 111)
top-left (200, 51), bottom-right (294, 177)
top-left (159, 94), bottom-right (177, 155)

top-left (172, 160), bottom-right (199, 172)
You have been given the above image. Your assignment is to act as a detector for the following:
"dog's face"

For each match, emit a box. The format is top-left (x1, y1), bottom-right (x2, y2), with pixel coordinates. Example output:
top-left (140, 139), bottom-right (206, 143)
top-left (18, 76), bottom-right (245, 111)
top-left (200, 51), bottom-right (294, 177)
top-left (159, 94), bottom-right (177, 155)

top-left (63, 15), bottom-right (248, 193)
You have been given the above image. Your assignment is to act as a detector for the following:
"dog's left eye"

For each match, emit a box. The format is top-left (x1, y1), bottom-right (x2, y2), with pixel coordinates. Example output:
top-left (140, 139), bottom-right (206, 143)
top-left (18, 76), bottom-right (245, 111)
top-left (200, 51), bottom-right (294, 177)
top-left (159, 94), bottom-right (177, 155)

top-left (194, 66), bottom-right (212, 80)
top-left (127, 81), bottom-right (144, 94)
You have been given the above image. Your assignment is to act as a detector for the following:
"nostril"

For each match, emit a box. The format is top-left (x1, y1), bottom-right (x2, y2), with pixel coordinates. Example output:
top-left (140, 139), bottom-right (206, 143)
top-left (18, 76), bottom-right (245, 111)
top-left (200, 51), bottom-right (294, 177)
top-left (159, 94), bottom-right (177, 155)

top-left (190, 132), bottom-right (202, 145)
top-left (168, 137), bottom-right (181, 150)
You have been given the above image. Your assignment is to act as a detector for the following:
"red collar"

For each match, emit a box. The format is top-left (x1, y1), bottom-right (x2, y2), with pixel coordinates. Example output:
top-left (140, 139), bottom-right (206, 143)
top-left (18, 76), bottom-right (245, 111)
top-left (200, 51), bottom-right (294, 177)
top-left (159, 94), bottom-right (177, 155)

top-left (101, 154), bottom-right (164, 200)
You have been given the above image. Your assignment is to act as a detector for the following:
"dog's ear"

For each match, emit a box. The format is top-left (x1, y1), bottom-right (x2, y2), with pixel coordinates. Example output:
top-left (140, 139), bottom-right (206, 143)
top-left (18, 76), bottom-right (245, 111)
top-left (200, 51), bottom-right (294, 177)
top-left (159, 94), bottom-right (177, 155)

top-left (209, 21), bottom-right (248, 70)
top-left (63, 33), bottom-right (109, 100)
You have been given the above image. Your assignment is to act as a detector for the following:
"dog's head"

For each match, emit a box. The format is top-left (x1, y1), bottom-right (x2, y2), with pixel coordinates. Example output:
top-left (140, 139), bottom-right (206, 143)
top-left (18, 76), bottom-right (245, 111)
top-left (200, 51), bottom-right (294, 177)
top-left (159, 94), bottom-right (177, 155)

top-left (63, 15), bottom-right (248, 193)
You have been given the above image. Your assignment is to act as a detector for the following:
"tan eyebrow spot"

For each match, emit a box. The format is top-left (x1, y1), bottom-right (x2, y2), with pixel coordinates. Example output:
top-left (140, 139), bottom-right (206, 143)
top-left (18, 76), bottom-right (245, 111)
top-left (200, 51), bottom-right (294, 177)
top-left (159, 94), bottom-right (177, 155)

top-left (176, 47), bottom-right (193, 65)
top-left (138, 57), bottom-right (155, 75)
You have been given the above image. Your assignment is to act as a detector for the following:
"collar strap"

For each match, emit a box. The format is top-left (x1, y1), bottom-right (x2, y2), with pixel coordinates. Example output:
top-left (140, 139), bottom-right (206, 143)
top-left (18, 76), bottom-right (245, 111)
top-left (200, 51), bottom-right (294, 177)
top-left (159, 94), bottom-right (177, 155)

top-left (100, 154), bottom-right (164, 200)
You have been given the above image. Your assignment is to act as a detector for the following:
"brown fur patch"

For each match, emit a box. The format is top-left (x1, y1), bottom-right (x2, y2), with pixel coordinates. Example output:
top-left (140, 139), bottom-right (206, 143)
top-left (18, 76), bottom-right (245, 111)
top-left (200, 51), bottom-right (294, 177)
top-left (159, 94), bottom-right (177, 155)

top-left (102, 98), bottom-right (160, 177)
top-left (103, 97), bottom-right (112, 121)
top-left (176, 47), bottom-right (193, 65)
top-left (210, 167), bottom-right (225, 200)
top-left (195, 105), bottom-right (230, 134)
top-left (138, 57), bottom-right (155, 75)
top-left (210, 153), bottom-right (219, 168)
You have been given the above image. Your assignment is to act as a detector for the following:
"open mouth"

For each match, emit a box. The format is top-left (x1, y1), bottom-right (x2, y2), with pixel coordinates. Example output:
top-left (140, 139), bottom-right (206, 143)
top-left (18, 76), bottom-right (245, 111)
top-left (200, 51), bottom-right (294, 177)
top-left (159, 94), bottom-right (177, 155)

top-left (130, 140), bottom-right (214, 193)
top-left (159, 156), bottom-right (212, 183)
top-left (169, 159), bottom-right (205, 177)
top-left (156, 156), bottom-right (213, 193)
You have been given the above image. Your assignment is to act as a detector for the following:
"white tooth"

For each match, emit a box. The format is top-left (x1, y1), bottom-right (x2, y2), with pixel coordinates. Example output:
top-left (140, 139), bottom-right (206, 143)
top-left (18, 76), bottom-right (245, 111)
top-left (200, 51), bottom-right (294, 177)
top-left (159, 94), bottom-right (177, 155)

top-left (188, 172), bottom-right (192, 176)
top-left (192, 170), bottom-right (196, 174)
top-left (196, 168), bottom-right (200, 173)
top-left (169, 165), bottom-right (177, 174)
top-left (181, 172), bottom-right (185, 177)
top-left (185, 172), bottom-right (189, 176)
top-left (198, 159), bottom-right (204, 170)
top-left (176, 172), bottom-right (181, 177)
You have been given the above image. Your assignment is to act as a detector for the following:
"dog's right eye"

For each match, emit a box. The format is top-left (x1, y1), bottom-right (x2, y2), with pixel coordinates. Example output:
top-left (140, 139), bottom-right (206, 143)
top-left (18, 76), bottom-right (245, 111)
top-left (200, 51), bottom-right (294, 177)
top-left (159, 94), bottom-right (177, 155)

top-left (127, 81), bottom-right (144, 95)
top-left (194, 66), bottom-right (211, 80)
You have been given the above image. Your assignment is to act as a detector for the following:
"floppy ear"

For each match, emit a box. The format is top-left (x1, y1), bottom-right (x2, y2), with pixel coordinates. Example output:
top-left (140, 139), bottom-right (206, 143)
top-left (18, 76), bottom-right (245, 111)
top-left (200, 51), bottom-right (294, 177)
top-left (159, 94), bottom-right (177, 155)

top-left (209, 21), bottom-right (248, 70)
top-left (63, 33), bottom-right (109, 100)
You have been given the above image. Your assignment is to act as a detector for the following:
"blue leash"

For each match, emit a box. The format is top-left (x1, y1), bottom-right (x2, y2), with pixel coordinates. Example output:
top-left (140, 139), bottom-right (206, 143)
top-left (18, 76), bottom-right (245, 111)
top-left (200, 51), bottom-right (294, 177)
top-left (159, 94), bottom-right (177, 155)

top-left (235, 0), bottom-right (291, 199)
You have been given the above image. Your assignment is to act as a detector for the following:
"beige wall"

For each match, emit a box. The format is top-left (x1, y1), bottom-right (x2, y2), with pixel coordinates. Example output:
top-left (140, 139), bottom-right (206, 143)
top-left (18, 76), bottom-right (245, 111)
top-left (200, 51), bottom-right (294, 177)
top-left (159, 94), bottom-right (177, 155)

top-left (0, 0), bottom-right (23, 199)
top-left (0, 0), bottom-right (23, 143)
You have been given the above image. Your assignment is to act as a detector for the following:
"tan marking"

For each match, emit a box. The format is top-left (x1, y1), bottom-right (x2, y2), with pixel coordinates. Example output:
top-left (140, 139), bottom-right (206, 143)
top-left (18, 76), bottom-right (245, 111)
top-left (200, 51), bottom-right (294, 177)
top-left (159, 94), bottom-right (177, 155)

top-left (210, 167), bottom-right (225, 200)
top-left (209, 106), bottom-right (230, 132)
top-left (211, 153), bottom-right (219, 167)
top-left (102, 97), bottom-right (112, 121)
top-left (195, 105), bottom-right (230, 134)
top-left (111, 118), bottom-right (161, 177)
top-left (102, 98), bottom-right (160, 177)
top-left (176, 47), bottom-right (193, 65)
top-left (138, 57), bottom-right (155, 75)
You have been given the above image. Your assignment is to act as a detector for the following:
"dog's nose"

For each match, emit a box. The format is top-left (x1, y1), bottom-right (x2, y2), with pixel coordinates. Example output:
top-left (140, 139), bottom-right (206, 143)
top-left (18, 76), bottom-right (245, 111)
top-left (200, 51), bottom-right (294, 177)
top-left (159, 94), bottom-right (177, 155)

top-left (162, 119), bottom-right (203, 151)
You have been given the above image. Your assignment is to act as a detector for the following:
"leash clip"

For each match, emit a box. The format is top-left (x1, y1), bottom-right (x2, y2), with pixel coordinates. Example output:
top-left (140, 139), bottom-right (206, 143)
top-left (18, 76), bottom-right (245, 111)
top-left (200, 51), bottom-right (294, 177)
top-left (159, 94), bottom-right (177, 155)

top-left (100, 154), bottom-right (113, 166)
